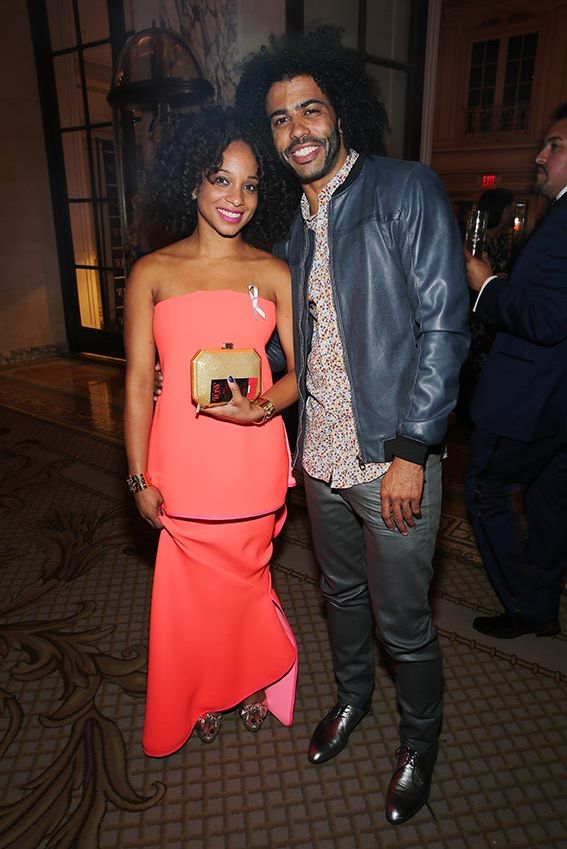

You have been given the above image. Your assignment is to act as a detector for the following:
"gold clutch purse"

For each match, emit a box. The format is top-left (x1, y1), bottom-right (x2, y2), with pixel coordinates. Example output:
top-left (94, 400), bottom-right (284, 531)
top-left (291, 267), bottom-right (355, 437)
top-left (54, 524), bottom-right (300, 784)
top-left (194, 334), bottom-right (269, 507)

top-left (191, 343), bottom-right (262, 408)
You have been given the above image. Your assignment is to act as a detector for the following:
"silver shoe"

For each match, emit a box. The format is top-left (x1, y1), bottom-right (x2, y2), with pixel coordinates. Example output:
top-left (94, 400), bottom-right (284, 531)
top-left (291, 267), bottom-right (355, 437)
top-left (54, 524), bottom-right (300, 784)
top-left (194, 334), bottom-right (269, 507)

top-left (195, 712), bottom-right (222, 743)
top-left (239, 702), bottom-right (268, 732)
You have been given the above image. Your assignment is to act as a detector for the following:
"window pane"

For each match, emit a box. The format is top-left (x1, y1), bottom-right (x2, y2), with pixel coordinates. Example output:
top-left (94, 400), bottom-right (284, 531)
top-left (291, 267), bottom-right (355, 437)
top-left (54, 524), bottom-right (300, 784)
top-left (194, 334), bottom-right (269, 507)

top-left (484, 64), bottom-right (497, 86)
top-left (468, 88), bottom-right (481, 108)
top-left (69, 202), bottom-right (98, 266)
top-left (507, 35), bottom-right (522, 60)
top-left (366, 65), bottom-right (407, 158)
top-left (366, 0), bottom-right (411, 64)
top-left (481, 87), bottom-right (495, 107)
top-left (303, 0), bottom-right (358, 49)
top-left (518, 83), bottom-right (532, 103)
top-left (502, 84), bottom-right (516, 107)
top-left (505, 60), bottom-right (520, 85)
top-left (75, 267), bottom-right (103, 329)
top-left (485, 39), bottom-right (499, 63)
top-left (54, 52), bottom-right (84, 128)
top-left (62, 131), bottom-right (92, 198)
top-left (96, 201), bottom-right (124, 274)
top-left (101, 269), bottom-right (125, 332)
top-left (46, 0), bottom-right (76, 51)
top-left (469, 67), bottom-right (482, 89)
top-left (93, 137), bottom-right (118, 201)
top-left (84, 43), bottom-right (114, 124)
top-left (471, 42), bottom-right (484, 65)
top-left (77, 0), bottom-right (109, 44)
top-left (523, 33), bottom-right (538, 55)
top-left (467, 39), bottom-right (499, 124)
top-left (520, 58), bottom-right (535, 82)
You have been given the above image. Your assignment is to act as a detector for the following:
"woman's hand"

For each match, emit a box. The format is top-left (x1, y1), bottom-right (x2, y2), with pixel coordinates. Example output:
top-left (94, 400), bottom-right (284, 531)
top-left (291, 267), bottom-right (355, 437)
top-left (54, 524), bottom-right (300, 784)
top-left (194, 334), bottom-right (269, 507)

top-left (153, 362), bottom-right (163, 400)
top-left (201, 377), bottom-right (264, 424)
top-left (134, 485), bottom-right (165, 529)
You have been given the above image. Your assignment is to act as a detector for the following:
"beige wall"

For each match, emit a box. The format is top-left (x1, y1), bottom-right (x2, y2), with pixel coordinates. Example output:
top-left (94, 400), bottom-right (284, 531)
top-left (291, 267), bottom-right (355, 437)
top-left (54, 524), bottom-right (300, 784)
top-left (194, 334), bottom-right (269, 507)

top-left (0, 0), bottom-right (66, 363)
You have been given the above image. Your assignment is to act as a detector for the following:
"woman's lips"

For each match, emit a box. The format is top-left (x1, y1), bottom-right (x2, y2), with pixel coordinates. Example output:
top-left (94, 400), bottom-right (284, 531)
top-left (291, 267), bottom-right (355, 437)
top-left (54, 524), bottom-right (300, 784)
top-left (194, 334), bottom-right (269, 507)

top-left (217, 207), bottom-right (244, 223)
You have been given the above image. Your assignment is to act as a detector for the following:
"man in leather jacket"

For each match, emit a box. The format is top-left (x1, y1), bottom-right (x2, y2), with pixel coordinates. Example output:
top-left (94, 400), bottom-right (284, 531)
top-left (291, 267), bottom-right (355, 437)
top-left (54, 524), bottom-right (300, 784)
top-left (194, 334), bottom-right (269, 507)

top-left (235, 31), bottom-right (470, 824)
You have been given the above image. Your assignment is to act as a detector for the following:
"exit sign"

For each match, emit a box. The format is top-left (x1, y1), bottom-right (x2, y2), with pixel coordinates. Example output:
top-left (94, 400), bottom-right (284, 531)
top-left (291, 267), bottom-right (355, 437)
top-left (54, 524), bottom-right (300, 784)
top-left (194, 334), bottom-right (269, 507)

top-left (481, 174), bottom-right (497, 188)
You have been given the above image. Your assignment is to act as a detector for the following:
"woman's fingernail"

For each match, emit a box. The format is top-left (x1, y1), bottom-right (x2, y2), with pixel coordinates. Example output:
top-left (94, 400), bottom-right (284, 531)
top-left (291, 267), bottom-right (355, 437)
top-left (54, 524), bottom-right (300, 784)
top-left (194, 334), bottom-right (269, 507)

top-left (228, 375), bottom-right (235, 383)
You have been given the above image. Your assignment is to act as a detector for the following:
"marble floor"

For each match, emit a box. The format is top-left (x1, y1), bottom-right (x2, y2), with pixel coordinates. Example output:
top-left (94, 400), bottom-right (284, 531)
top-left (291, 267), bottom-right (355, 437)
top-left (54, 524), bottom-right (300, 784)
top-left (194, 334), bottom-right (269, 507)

top-left (0, 356), bottom-right (565, 849)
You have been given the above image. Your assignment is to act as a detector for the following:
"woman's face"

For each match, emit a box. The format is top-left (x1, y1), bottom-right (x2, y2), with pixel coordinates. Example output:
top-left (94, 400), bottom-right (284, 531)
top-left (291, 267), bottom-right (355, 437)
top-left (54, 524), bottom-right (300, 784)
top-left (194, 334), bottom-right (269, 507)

top-left (196, 140), bottom-right (259, 237)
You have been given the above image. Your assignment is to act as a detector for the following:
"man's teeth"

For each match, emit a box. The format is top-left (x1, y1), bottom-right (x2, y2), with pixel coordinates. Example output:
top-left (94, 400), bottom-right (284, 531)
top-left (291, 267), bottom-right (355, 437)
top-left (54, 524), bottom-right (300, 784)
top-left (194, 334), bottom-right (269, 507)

top-left (292, 145), bottom-right (319, 157)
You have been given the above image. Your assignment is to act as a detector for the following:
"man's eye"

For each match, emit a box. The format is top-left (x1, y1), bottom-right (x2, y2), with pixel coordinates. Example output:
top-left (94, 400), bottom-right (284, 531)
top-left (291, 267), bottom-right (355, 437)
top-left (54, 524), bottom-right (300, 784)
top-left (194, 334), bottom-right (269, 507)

top-left (273, 116), bottom-right (287, 128)
top-left (305, 108), bottom-right (319, 116)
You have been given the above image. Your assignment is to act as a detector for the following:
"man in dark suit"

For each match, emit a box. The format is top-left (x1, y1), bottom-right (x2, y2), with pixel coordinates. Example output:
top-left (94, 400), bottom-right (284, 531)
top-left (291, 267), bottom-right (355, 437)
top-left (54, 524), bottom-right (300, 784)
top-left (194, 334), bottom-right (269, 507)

top-left (464, 103), bottom-right (567, 639)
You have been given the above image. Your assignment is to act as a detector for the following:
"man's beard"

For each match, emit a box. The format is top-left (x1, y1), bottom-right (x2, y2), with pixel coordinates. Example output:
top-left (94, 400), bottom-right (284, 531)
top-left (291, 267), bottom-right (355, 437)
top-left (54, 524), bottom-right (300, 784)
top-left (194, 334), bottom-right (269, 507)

top-left (280, 124), bottom-right (342, 184)
top-left (534, 167), bottom-right (547, 194)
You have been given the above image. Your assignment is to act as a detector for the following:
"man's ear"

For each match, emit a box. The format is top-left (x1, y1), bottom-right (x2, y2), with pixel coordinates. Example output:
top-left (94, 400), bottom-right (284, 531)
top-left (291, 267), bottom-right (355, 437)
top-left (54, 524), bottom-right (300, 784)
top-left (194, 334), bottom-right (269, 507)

top-left (338, 117), bottom-right (344, 135)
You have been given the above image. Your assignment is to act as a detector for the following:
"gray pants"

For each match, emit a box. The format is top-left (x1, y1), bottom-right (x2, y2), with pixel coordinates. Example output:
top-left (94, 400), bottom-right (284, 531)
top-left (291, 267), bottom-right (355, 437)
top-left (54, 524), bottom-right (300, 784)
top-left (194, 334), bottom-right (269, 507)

top-left (303, 454), bottom-right (443, 751)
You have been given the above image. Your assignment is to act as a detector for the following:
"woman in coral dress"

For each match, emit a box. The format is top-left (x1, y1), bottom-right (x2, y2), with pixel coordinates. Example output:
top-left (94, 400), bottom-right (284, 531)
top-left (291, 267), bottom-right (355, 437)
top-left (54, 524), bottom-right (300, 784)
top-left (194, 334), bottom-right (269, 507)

top-left (123, 108), bottom-right (298, 757)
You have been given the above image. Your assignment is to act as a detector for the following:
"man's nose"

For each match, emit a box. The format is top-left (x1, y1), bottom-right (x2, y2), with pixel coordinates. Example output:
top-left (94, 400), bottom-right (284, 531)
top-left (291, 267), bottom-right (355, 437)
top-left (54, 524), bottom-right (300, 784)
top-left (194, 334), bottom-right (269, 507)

top-left (535, 146), bottom-right (547, 164)
top-left (289, 114), bottom-right (309, 139)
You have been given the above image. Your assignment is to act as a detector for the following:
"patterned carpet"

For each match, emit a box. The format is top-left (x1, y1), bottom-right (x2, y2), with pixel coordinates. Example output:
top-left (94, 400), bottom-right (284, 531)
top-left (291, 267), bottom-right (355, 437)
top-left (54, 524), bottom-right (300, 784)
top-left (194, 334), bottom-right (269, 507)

top-left (0, 357), bottom-right (566, 849)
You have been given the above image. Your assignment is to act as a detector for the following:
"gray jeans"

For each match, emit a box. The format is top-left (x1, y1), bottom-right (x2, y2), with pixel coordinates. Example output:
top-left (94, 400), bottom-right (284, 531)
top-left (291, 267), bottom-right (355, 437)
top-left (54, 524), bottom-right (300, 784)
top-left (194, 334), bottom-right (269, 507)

top-left (304, 453), bottom-right (443, 750)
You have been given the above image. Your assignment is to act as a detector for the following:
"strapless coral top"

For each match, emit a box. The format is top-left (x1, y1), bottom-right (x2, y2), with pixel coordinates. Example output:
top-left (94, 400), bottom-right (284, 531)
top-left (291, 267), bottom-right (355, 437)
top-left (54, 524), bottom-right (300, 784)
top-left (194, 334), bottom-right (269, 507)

top-left (147, 289), bottom-right (294, 520)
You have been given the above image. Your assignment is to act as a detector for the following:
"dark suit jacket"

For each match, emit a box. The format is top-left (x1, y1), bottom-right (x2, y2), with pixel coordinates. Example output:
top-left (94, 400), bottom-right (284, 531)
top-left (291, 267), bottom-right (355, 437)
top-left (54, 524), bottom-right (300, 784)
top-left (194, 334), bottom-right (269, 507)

top-left (471, 191), bottom-right (567, 441)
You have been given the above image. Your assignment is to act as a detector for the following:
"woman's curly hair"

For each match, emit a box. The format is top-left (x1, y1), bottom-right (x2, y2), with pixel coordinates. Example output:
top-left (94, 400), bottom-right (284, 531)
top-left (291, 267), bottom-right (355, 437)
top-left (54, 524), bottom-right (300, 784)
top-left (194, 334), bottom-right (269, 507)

top-left (235, 27), bottom-right (389, 157)
top-left (140, 106), bottom-right (297, 250)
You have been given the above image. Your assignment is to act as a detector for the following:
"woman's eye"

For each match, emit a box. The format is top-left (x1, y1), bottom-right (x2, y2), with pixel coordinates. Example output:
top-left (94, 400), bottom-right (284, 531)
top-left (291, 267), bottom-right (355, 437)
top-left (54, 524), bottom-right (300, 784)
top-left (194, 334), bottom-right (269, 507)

top-left (214, 176), bottom-right (229, 185)
top-left (244, 184), bottom-right (258, 193)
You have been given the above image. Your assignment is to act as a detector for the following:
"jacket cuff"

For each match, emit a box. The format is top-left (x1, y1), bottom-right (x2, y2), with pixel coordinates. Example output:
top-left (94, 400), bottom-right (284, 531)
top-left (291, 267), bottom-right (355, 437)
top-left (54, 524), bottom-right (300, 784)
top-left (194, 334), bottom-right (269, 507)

top-left (383, 435), bottom-right (440, 466)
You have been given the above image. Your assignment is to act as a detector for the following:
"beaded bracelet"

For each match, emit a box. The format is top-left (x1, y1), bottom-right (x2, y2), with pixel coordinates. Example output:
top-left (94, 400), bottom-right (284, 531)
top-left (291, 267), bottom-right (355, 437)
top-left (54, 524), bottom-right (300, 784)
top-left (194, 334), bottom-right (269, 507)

top-left (126, 472), bottom-right (152, 494)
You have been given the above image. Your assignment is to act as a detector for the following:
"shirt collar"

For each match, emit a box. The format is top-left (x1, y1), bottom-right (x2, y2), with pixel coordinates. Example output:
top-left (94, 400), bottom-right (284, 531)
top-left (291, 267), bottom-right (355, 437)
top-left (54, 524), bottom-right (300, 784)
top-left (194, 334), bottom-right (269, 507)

top-left (555, 185), bottom-right (567, 202)
top-left (301, 149), bottom-right (359, 221)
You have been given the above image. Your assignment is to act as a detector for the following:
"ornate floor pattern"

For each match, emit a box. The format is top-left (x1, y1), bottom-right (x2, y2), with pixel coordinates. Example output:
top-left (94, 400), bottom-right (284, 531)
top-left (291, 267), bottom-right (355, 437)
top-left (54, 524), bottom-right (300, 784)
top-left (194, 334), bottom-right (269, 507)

top-left (0, 358), bottom-right (565, 849)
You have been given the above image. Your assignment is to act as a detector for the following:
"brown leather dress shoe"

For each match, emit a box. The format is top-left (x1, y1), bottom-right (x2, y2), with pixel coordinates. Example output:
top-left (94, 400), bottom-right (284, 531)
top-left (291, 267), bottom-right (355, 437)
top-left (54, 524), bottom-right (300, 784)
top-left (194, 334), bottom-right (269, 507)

top-left (308, 702), bottom-right (369, 765)
top-left (386, 745), bottom-right (437, 825)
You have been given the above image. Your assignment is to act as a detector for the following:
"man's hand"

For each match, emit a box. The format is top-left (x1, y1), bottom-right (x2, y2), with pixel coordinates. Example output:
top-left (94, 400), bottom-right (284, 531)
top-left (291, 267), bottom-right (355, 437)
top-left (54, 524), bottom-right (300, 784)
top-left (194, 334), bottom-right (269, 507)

top-left (380, 457), bottom-right (424, 535)
top-left (464, 248), bottom-right (493, 292)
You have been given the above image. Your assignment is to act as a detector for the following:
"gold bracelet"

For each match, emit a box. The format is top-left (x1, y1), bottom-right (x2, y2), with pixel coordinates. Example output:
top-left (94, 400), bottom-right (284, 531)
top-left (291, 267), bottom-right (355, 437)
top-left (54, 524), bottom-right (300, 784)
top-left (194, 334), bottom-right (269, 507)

top-left (126, 472), bottom-right (152, 493)
top-left (253, 396), bottom-right (277, 425)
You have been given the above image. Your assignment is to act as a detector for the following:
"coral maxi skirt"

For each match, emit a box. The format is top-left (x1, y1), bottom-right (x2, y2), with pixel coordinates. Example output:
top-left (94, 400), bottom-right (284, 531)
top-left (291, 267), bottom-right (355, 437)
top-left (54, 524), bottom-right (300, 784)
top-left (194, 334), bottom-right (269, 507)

top-left (142, 509), bottom-right (298, 757)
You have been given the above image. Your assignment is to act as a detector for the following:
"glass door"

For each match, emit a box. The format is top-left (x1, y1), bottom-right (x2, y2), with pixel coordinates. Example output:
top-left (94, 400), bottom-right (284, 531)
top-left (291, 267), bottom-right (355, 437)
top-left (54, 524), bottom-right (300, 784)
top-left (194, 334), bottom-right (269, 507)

top-left (28, 0), bottom-right (129, 356)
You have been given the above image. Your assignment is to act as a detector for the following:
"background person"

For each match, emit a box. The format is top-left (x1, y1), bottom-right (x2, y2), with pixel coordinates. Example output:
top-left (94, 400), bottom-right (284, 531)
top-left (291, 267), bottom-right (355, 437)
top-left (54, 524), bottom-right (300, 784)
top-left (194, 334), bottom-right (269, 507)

top-left (464, 103), bottom-right (567, 640)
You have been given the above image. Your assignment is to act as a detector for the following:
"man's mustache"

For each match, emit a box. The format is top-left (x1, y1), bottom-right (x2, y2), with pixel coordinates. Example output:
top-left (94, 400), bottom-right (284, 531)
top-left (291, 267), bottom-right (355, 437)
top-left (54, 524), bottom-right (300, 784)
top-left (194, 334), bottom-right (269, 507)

top-left (283, 136), bottom-right (323, 158)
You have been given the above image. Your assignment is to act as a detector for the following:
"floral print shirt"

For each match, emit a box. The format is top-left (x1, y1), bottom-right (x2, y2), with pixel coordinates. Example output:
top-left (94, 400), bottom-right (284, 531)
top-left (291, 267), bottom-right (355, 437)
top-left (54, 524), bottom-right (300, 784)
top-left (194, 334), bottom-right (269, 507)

top-left (301, 150), bottom-right (390, 488)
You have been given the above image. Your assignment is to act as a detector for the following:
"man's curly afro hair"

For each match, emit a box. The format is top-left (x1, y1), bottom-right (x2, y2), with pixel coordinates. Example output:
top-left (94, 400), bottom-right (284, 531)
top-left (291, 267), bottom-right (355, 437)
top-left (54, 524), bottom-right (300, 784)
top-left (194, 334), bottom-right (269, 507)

top-left (235, 26), bottom-right (389, 157)
top-left (140, 106), bottom-right (296, 249)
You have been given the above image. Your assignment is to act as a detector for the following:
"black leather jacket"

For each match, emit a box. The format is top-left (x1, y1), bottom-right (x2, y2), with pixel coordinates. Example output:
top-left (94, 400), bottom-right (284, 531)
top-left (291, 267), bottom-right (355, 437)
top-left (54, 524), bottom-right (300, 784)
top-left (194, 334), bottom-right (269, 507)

top-left (274, 154), bottom-right (470, 466)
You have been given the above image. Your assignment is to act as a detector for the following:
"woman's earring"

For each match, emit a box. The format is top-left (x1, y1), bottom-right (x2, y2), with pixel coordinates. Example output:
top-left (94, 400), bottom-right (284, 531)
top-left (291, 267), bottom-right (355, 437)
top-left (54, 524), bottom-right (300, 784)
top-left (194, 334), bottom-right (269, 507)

top-left (191, 188), bottom-right (198, 200)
